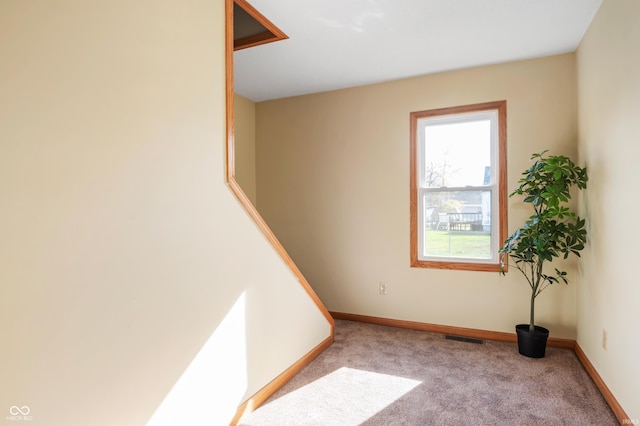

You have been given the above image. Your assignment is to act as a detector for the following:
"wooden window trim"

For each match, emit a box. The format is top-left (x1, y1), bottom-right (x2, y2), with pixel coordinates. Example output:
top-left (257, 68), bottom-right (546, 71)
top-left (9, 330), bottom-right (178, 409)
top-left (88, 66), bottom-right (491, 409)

top-left (410, 100), bottom-right (507, 272)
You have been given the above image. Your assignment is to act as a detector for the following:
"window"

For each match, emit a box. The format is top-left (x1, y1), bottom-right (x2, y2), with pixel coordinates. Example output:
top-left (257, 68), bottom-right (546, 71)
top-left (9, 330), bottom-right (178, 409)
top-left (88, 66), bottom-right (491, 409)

top-left (410, 101), bottom-right (507, 271)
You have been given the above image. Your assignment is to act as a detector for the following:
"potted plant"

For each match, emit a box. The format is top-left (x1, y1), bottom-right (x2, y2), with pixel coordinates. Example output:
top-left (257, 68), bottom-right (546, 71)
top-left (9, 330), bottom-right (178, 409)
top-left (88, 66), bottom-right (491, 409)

top-left (500, 151), bottom-right (588, 358)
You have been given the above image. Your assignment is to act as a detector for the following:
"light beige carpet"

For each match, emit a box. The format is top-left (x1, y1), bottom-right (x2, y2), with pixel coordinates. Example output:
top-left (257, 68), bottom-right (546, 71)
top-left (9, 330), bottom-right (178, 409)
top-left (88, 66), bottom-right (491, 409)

top-left (240, 319), bottom-right (617, 425)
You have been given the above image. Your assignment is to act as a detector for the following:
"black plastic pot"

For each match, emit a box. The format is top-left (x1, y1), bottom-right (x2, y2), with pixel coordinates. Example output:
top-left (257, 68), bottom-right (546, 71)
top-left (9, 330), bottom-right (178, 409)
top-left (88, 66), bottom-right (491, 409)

top-left (515, 324), bottom-right (549, 358)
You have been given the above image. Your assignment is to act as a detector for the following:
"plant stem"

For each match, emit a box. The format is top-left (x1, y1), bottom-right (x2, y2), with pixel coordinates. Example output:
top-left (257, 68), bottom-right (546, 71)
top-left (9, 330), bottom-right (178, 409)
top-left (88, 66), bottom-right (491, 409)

top-left (530, 290), bottom-right (536, 333)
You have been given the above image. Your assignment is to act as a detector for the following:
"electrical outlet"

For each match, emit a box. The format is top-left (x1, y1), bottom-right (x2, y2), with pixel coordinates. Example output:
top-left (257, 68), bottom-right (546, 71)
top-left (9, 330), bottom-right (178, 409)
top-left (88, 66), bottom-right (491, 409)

top-left (379, 282), bottom-right (387, 295)
top-left (602, 329), bottom-right (607, 350)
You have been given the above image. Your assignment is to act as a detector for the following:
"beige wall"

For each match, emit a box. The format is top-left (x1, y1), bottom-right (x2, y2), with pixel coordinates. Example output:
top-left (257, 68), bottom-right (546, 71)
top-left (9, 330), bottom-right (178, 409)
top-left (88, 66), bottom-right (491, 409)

top-left (257, 53), bottom-right (579, 338)
top-left (577, 0), bottom-right (640, 420)
top-left (0, 1), bottom-right (330, 425)
top-left (234, 94), bottom-right (257, 204)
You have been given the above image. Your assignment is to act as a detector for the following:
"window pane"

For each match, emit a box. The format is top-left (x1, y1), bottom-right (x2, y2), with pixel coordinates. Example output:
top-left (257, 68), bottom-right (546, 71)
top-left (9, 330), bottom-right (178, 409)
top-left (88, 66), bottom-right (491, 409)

top-left (422, 191), bottom-right (492, 259)
top-left (423, 120), bottom-right (491, 187)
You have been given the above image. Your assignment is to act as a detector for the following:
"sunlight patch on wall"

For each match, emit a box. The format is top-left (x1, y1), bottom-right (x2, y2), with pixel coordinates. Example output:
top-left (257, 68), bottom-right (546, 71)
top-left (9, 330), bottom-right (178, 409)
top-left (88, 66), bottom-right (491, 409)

top-left (148, 292), bottom-right (248, 425)
top-left (239, 367), bottom-right (421, 425)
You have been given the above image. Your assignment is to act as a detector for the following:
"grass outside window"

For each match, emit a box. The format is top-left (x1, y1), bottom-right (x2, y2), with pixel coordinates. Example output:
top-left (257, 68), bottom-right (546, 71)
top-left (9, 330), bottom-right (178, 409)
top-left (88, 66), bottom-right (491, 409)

top-left (425, 230), bottom-right (491, 258)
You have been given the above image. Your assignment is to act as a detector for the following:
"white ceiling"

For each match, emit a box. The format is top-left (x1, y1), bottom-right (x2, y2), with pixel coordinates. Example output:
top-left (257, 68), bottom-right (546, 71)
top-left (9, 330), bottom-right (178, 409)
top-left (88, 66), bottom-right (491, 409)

top-left (234, 0), bottom-right (602, 102)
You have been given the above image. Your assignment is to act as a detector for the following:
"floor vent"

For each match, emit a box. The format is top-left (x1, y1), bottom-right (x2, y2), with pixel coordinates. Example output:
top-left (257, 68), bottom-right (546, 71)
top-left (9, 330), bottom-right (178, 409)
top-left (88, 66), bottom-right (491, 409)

top-left (444, 335), bottom-right (484, 344)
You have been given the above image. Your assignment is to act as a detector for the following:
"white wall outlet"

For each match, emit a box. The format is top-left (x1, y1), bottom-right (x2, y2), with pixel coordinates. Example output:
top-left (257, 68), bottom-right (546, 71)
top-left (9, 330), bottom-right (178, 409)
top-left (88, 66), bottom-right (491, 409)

top-left (602, 329), bottom-right (608, 350)
top-left (379, 282), bottom-right (387, 295)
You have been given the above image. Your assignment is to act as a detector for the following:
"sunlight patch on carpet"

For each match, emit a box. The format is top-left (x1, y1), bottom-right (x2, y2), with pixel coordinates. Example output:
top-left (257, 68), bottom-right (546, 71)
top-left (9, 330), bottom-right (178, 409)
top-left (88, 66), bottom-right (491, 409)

top-left (240, 367), bottom-right (421, 425)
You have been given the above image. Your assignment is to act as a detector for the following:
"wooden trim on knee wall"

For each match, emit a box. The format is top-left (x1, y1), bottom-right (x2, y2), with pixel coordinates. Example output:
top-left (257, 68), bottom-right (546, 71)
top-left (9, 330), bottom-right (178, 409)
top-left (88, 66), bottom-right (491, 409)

top-left (331, 311), bottom-right (632, 424)
top-left (230, 335), bottom-right (334, 426)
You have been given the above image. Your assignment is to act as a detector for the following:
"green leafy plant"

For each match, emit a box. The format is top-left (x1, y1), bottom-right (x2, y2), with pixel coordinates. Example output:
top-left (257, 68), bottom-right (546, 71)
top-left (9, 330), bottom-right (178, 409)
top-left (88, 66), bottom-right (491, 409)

top-left (500, 151), bottom-right (588, 333)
